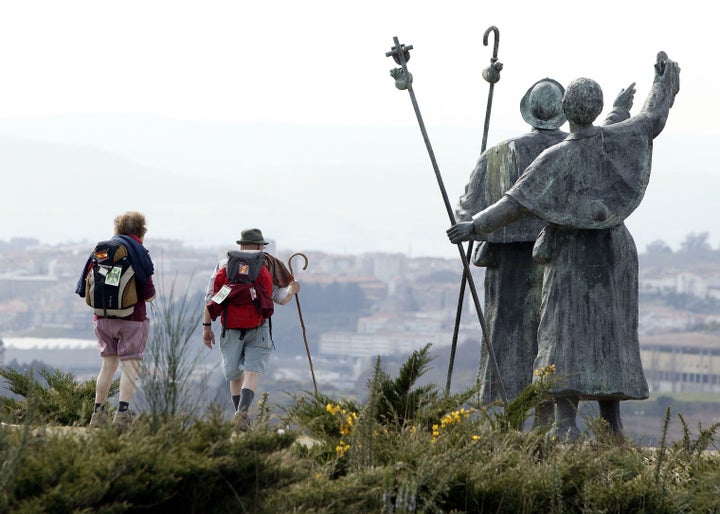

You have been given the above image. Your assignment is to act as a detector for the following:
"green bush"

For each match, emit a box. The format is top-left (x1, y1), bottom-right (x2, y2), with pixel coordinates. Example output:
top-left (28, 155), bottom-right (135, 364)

top-left (1, 347), bottom-right (720, 513)
top-left (0, 366), bottom-right (118, 426)
top-left (0, 409), bottom-right (300, 513)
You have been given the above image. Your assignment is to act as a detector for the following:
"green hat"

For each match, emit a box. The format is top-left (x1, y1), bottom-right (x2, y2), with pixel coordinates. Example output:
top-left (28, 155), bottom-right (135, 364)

top-left (236, 228), bottom-right (269, 245)
top-left (520, 78), bottom-right (566, 130)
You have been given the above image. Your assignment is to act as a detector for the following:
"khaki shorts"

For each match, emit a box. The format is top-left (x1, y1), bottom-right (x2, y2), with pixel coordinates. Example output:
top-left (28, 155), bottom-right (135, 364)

top-left (219, 322), bottom-right (273, 381)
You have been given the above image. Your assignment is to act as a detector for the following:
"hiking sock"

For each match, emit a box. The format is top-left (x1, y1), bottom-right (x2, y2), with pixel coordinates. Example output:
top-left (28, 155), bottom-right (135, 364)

top-left (94, 403), bottom-right (105, 413)
top-left (232, 395), bottom-right (241, 411)
top-left (118, 401), bottom-right (130, 413)
top-left (238, 388), bottom-right (255, 413)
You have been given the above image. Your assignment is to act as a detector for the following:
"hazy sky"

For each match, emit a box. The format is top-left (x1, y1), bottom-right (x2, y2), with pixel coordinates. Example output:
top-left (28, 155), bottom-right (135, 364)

top-left (0, 1), bottom-right (715, 258)
top-left (0, 1), bottom-right (710, 132)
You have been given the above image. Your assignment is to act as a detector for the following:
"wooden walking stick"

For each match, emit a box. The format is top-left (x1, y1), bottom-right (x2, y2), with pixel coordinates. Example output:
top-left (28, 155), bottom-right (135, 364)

top-left (446, 26), bottom-right (503, 395)
top-left (386, 36), bottom-right (508, 408)
top-left (288, 252), bottom-right (318, 395)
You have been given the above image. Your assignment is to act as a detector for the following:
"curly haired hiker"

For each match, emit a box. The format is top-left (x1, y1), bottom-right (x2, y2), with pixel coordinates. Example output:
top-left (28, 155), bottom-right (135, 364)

top-left (76, 211), bottom-right (156, 431)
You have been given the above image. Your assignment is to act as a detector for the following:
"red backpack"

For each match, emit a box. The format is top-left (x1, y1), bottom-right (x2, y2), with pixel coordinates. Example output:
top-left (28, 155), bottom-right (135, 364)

top-left (206, 251), bottom-right (274, 330)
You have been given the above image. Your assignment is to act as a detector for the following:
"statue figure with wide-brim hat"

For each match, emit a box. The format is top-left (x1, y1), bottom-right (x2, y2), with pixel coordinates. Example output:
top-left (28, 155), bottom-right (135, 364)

top-left (450, 52), bottom-right (680, 440)
top-left (456, 75), bottom-right (636, 425)
top-left (455, 77), bottom-right (569, 415)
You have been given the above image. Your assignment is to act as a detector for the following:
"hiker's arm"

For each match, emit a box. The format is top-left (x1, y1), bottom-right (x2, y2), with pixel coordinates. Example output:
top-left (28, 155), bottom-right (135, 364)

top-left (142, 275), bottom-right (156, 302)
top-left (202, 307), bottom-right (215, 348)
top-left (204, 261), bottom-right (221, 304)
top-left (273, 281), bottom-right (301, 306)
top-left (202, 264), bottom-right (222, 349)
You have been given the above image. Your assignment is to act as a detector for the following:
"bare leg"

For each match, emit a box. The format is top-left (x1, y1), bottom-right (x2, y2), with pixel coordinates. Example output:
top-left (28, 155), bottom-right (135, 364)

top-left (230, 372), bottom-right (259, 411)
top-left (119, 359), bottom-right (141, 404)
top-left (95, 356), bottom-right (120, 404)
top-left (231, 371), bottom-right (260, 431)
top-left (237, 371), bottom-right (259, 413)
top-left (229, 378), bottom-right (243, 397)
top-left (108, 359), bottom-right (141, 431)
top-left (241, 370), bottom-right (259, 393)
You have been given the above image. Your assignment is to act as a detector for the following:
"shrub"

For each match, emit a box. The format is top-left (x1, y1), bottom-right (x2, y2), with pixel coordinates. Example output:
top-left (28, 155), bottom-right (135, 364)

top-left (0, 410), bottom-right (300, 513)
top-left (1, 347), bottom-right (720, 513)
top-left (0, 366), bottom-right (117, 426)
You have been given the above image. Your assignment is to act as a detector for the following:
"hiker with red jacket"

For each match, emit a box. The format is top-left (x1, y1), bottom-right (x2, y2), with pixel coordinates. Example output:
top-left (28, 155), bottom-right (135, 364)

top-left (76, 211), bottom-right (156, 431)
top-left (202, 228), bottom-right (300, 431)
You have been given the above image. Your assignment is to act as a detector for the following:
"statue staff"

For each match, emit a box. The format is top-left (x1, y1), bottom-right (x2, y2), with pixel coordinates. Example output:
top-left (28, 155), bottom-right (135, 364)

top-left (446, 26), bottom-right (502, 395)
top-left (385, 36), bottom-right (508, 408)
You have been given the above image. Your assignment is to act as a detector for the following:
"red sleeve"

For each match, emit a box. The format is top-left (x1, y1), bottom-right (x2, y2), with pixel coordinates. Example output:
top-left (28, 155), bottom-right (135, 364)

top-left (142, 274), bottom-right (156, 301)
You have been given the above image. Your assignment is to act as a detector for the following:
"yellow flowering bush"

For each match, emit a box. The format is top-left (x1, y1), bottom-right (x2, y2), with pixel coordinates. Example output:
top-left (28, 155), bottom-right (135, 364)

top-left (431, 407), bottom-right (477, 442)
top-left (335, 440), bottom-right (351, 457)
top-left (326, 402), bottom-right (359, 456)
top-left (534, 364), bottom-right (557, 380)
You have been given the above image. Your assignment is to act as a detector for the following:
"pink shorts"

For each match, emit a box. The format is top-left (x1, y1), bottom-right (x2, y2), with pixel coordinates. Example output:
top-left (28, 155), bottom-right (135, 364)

top-left (94, 318), bottom-right (150, 360)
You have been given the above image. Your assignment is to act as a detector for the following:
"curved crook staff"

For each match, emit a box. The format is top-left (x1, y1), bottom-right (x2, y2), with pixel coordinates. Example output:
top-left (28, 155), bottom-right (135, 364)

top-left (385, 36), bottom-right (508, 408)
top-left (480, 26), bottom-right (502, 152)
top-left (289, 252), bottom-right (318, 395)
top-left (446, 26), bottom-right (503, 395)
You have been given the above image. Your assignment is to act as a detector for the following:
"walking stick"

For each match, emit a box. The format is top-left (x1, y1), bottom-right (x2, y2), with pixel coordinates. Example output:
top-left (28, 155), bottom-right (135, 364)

top-left (446, 26), bottom-right (503, 395)
top-left (386, 36), bottom-right (508, 408)
top-left (288, 252), bottom-right (318, 395)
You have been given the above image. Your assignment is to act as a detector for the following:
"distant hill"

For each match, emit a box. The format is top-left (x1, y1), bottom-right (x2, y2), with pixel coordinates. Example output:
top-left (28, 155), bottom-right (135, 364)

top-left (1, 115), bottom-right (718, 255)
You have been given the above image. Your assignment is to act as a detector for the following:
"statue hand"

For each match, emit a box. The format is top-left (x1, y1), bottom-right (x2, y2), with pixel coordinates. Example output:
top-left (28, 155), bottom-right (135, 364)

top-left (447, 221), bottom-right (474, 244)
top-left (613, 82), bottom-right (636, 111)
top-left (666, 60), bottom-right (680, 97)
top-left (655, 52), bottom-right (680, 96)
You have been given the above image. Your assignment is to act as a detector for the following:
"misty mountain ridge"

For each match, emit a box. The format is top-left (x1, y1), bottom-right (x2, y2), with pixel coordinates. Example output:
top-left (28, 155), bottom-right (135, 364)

top-left (1, 115), bottom-right (718, 256)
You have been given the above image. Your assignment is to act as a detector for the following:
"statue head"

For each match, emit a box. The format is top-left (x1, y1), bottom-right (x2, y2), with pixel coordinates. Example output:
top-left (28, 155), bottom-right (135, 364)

top-left (520, 78), bottom-right (566, 130)
top-left (562, 78), bottom-right (604, 126)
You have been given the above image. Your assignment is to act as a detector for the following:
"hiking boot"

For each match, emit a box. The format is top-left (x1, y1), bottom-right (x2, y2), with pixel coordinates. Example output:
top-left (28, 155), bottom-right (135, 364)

top-left (234, 410), bottom-right (250, 432)
top-left (113, 410), bottom-right (136, 432)
top-left (89, 410), bottom-right (111, 428)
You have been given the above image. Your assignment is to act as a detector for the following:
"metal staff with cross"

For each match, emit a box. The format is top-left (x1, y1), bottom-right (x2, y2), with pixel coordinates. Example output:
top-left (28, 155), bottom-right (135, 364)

top-left (385, 36), bottom-right (508, 408)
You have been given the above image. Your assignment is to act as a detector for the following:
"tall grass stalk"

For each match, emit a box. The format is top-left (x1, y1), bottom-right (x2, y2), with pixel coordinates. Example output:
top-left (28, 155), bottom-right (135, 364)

top-left (348, 357), bottom-right (382, 470)
top-left (140, 274), bottom-right (213, 423)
